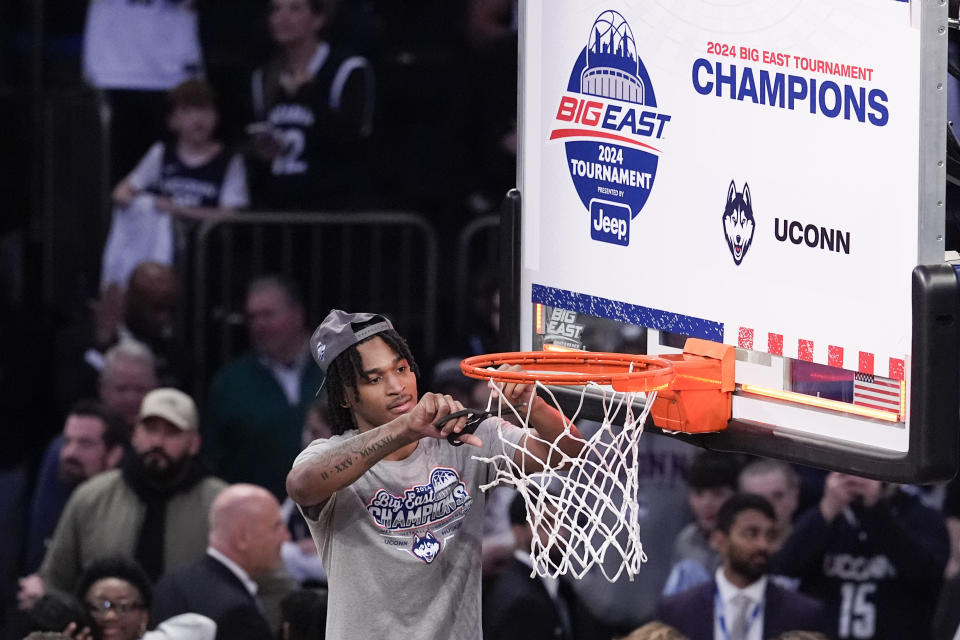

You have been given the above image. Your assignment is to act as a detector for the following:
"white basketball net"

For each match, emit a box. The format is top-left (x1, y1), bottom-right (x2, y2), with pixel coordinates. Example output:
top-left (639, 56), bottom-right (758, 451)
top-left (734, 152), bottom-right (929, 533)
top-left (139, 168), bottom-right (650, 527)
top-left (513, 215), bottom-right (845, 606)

top-left (475, 380), bottom-right (656, 583)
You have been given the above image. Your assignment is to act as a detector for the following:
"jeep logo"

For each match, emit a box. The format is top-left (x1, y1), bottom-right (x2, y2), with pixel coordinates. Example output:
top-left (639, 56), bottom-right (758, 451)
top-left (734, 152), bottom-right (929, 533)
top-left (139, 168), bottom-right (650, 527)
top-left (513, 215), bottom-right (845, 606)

top-left (590, 200), bottom-right (630, 246)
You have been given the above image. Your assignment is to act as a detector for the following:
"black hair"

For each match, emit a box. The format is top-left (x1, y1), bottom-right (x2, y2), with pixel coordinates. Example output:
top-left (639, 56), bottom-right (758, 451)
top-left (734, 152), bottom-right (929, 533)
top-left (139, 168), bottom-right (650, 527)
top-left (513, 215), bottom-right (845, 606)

top-left (685, 451), bottom-right (742, 491)
top-left (68, 400), bottom-right (129, 450)
top-left (26, 593), bottom-right (93, 636)
top-left (325, 320), bottom-right (420, 435)
top-left (76, 556), bottom-right (153, 612)
top-left (714, 493), bottom-right (776, 534)
top-left (279, 589), bottom-right (328, 640)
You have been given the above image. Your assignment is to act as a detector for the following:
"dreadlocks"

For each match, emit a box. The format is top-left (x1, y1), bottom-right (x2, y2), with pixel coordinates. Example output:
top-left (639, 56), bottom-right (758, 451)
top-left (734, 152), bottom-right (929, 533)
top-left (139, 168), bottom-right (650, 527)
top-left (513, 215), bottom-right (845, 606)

top-left (324, 329), bottom-right (420, 435)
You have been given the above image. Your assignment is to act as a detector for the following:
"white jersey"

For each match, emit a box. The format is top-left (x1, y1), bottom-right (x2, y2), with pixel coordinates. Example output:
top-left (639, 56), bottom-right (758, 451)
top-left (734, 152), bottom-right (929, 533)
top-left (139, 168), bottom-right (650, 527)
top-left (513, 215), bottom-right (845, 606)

top-left (82, 0), bottom-right (203, 90)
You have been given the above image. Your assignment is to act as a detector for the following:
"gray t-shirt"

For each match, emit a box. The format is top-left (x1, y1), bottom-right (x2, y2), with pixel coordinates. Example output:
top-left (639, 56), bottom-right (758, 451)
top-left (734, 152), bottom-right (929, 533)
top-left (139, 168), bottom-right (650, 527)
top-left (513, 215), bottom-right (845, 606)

top-left (293, 418), bottom-right (524, 640)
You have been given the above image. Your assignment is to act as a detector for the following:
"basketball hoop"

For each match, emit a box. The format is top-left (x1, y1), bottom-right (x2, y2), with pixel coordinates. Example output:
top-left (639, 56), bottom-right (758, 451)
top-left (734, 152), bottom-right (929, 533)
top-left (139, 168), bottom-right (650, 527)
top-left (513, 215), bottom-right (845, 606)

top-left (460, 340), bottom-right (735, 582)
top-left (461, 350), bottom-right (676, 391)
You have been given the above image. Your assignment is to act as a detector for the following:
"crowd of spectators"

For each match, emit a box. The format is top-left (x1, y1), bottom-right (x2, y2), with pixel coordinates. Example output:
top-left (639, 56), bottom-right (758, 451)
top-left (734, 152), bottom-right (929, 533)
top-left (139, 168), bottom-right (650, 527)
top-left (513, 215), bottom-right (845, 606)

top-left (0, 0), bottom-right (520, 249)
top-left (6, 304), bottom-right (956, 640)
top-left (2, 270), bottom-right (958, 640)
top-left (0, 0), bottom-right (959, 639)
top-left (2, 280), bottom-right (960, 640)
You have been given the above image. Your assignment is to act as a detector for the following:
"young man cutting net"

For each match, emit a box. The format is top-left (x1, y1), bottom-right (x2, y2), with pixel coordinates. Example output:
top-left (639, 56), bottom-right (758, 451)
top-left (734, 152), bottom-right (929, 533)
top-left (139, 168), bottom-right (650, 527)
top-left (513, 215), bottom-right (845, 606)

top-left (285, 310), bottom-right (583, 639)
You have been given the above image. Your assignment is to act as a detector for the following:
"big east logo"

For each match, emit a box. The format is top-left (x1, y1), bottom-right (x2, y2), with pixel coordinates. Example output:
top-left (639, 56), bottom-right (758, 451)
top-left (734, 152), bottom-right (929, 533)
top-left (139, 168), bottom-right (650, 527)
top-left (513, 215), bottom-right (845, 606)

top-left (550, 10), bottom-right (671, 247)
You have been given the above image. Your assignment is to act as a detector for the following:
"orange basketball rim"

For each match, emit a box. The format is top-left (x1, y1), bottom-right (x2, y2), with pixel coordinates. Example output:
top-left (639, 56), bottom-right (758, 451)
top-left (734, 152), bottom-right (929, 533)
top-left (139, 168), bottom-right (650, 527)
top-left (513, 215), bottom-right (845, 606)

top-left (460, 338), bottom-right (737, 433)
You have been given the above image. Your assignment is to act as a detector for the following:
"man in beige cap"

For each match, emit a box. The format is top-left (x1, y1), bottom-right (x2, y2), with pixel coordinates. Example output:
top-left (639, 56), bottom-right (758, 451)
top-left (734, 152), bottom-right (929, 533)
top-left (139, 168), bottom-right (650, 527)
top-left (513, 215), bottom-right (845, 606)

top-left (18, 389), bottom-right (227, 609)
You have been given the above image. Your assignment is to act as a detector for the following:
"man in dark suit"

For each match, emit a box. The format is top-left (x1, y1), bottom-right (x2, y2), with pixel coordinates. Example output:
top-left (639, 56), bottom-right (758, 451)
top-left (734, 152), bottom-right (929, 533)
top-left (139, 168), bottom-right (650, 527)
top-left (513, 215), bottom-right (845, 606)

top-left (483, 493), bottom-right (610, 640)
top-left (152, 483), bottom-right (291, 639)
top-left (657, 493), bottom-right (828, 640)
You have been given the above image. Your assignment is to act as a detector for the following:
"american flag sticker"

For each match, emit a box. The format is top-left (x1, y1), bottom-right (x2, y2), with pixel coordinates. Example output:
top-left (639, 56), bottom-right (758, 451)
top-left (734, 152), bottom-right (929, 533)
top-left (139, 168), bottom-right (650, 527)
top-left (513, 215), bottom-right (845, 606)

top-left (853, 372), bottom-right (901, 414)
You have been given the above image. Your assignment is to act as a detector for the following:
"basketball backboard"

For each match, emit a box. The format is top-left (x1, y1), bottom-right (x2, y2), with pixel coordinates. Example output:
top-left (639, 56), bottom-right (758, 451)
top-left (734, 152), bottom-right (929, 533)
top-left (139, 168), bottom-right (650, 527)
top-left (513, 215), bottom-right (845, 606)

top-left (507, 0), bottom-right (959, 482)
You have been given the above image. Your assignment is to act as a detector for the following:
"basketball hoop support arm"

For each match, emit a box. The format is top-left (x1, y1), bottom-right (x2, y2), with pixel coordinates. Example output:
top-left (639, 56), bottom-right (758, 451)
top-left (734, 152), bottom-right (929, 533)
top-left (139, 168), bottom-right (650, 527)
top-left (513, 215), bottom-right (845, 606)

top-left (650, 338), bottom-right (736, 433)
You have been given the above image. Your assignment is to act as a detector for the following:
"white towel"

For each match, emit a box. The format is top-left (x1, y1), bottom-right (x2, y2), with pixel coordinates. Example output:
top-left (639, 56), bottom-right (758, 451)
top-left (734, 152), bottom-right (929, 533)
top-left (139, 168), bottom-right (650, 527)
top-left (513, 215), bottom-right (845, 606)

top-left (99, 194), bottom-right (173, 290)
top-left (144, 613), bottom-right (217, 640)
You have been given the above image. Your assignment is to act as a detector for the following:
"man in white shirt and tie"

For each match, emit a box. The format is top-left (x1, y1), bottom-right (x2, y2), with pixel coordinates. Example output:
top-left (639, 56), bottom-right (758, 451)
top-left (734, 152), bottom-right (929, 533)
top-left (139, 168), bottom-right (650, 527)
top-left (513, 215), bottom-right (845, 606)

top-left (152, 484), bottom-right (291, 639)
top-left (657, 493), bottom-right (828, 640)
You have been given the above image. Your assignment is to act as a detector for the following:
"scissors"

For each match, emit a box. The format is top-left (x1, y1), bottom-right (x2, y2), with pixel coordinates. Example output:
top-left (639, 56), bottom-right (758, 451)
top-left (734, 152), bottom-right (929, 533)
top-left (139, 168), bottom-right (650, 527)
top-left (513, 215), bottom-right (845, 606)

top-left (434, 409), bottom-right (494, 446)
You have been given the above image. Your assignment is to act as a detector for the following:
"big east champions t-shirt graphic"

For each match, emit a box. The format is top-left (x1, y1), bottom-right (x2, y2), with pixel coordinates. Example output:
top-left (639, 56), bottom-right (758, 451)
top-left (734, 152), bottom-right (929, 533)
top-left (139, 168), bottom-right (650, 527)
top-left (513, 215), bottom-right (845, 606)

top-left (550, 10), bottom-right (670, 247)
top-left (365, 467), bottom-right (473, 563)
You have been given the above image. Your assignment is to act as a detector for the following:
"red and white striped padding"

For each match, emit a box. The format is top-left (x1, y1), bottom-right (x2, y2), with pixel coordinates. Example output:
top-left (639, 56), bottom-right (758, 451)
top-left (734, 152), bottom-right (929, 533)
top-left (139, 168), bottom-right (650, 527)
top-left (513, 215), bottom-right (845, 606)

top-left (735, 327), bottom-right (905, 381)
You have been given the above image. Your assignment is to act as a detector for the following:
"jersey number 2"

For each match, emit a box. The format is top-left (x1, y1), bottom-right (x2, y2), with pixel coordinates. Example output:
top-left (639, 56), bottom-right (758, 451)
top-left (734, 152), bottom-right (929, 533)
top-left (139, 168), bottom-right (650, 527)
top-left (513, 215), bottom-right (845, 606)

top-left (272, 128), bottom-right (307, 175)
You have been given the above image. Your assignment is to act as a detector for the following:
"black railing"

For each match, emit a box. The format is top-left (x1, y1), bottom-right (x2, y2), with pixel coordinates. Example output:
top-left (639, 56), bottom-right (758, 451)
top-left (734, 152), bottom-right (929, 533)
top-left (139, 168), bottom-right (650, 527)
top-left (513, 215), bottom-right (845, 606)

top-left (192, 211), bottom-right (439, 399)
top-left (455, 214), bottom-right (499, 335)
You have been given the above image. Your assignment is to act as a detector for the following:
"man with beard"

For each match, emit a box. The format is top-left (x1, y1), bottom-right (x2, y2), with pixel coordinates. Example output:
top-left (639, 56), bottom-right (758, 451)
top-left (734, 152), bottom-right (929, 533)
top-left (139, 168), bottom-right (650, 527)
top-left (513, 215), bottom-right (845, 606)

top-left (21, 341), bottom-right (157, 578)
top-left (21, 401), bottom-right (128, 574)
top-left (18, 388), bottom-right (226, 609)
top-left (656, 494), bottom-right (827, 640)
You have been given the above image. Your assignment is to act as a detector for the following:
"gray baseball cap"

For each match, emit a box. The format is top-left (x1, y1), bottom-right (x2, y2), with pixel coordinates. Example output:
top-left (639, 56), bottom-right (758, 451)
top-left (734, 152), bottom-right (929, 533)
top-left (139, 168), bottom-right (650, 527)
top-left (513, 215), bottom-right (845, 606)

top-left (310, 310), bottom-right (395, 372)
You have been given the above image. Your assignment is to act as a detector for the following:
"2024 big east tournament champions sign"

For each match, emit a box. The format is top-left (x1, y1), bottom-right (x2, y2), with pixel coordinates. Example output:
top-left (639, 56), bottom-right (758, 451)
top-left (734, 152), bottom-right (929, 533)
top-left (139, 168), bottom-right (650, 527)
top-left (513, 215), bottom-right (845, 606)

top-left (520, 1), bottom-right (929, 380)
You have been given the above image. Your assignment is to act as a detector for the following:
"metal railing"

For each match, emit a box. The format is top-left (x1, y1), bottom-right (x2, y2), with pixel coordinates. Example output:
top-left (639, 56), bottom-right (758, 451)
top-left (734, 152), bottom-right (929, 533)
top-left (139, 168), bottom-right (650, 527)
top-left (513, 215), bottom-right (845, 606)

top-left (192, 211), bottom-right (439, 399)
top-left (0, 86), bottom-right (109, 309)
top-left (454, 214), bottom-right (500, 335)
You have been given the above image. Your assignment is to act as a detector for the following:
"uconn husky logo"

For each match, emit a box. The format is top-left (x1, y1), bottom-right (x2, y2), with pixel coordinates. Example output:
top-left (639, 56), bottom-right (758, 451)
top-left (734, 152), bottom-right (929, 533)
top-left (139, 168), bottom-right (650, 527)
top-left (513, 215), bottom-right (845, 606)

top-left (722, 181), bottom-right (755, 265)
top-left (411, 531), bottom-right (441, 564)
top-left (550, 10), bottom-right (671, 247)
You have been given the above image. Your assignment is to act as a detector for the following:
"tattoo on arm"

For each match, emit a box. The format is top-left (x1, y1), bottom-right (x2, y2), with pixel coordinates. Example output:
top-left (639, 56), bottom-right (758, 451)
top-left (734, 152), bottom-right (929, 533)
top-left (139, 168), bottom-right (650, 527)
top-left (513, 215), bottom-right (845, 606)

top-left (309, 448), bottom-right (355, 483)
top-left (310, 429), bottom-right (403, 486)
top-left (354, 432), bottom-right (399, 459)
